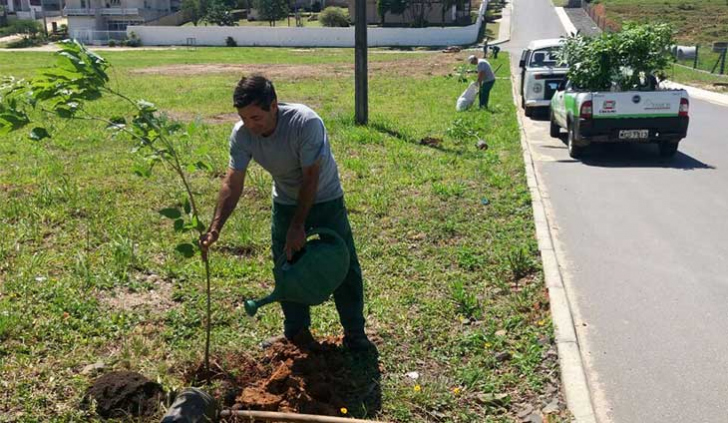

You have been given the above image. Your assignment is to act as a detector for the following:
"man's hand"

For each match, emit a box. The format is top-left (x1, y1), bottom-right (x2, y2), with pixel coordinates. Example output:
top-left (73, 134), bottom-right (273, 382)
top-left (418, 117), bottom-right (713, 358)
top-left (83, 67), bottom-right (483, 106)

top-left (199, 229), bottom-right (219, 252)
top-left (284, 223), bottom-right (306, 261)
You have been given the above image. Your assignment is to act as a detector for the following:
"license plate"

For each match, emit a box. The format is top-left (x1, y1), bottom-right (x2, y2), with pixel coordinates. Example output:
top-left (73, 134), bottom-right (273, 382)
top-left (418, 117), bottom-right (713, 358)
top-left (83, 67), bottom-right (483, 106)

top-left (619, 129), bottom-right (649, 140)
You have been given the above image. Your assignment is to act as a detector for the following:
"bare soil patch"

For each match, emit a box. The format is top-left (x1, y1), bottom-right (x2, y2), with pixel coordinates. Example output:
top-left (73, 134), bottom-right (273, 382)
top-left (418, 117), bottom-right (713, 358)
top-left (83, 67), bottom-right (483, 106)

top-left (99, 271), bottom-right (177, 313)
top-left (130, 53), bottom-right (469, 80)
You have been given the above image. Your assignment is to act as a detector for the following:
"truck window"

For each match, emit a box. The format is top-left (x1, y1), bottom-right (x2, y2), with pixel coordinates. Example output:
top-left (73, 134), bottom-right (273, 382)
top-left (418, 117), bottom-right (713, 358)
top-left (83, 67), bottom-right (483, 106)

top-left (529, 47), bottom-right (563, 67)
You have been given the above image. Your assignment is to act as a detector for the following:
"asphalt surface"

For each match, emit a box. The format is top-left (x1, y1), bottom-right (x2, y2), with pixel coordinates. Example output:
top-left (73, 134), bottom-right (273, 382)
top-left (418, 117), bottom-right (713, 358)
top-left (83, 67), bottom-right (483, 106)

top-left (503, 1), bottom-right (728, 422)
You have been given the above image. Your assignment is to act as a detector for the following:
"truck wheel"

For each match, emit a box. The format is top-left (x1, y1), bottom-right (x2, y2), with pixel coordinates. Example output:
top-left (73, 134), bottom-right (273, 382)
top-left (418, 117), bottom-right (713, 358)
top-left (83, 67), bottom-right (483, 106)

top-left (549, 112), bottom-right (560, 138)
top-left (658, 141), bottom-right (679, 157)
top-left (568, 126), bottom-right (585, 159)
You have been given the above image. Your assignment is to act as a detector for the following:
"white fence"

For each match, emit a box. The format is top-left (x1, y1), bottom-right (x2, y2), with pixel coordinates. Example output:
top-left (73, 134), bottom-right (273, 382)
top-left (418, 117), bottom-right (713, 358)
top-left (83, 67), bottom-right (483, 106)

top-left (128, 0), bottom-right (487, 47)
top-left (70, 29), bottom-right (128, 44)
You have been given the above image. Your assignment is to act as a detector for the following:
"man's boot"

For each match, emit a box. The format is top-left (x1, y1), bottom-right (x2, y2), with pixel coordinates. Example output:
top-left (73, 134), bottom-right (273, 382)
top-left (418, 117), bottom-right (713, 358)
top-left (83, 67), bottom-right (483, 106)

top-left (343, 330), bottom-right (375, 352)
top-left (260, 327), bottom-right (315, 350)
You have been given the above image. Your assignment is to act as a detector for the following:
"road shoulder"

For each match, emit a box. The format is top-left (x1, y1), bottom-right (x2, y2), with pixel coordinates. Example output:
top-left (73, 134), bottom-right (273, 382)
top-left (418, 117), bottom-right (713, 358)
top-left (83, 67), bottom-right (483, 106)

top-left (509, 60), bottom-right (598, 423)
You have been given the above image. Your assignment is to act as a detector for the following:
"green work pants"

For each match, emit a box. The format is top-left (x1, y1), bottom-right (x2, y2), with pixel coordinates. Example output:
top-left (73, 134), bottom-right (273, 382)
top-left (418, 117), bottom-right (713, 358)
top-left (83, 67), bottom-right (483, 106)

top-left (479, 80), bottom-right (495, 109)
top-left (271, 196), bottom-right (365, 338)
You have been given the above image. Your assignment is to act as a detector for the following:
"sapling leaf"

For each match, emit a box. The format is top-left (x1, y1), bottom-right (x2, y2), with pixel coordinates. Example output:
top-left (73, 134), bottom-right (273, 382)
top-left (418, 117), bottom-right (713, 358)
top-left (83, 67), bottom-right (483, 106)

top-left (174, 219), bottom-right (185, 232)
top-left (187, 119), bottom-right (199, 136)
top-left (0, 111), bottom-right (30, 132)
top-left (184, 218), bottom-right (197, 231)
top-left (29, 127), bottom-right (50, 141)
top-left (195, 161), bottom-right (213, 172)
top-left (183, 198), bottom-right (191, 215)
top-left (159, 208), bottom-right (182, 219)
top-left (175, 243), bottom-right (196, 258)
top-left (132, 163), bottom-right (152, 177)
top-left (137, 100), bottom-right (157, 113)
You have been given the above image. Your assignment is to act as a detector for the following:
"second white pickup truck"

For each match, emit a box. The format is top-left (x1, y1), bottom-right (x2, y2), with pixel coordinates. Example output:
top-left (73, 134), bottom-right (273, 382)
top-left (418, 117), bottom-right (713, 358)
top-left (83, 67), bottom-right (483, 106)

top-left (549, 79), bottom-right (690, 158)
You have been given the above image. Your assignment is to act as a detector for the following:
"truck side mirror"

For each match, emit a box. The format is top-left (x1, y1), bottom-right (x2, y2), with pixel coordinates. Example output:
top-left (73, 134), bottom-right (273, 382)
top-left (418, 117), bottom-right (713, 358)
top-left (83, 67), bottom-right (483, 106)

top-left (558, 80), bottom-right (567, 91)
top-left (519, 59), bottom-right (526, 68)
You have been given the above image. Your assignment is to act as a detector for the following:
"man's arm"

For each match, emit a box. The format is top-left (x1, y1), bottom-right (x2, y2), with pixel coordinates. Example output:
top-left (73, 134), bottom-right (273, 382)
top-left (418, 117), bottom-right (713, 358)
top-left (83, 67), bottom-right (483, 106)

top-left (477, 69), bottom-right (485, 86)
top-left (284, 158), bottom-right (321, 260)
top-left (200, 168), bottom-right (246, 250)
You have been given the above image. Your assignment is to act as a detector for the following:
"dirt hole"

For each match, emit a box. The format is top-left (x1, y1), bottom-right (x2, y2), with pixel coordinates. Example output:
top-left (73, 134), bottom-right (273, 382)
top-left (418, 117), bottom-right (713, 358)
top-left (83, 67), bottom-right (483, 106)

top-left (84, 371), bottom-right (165, 418)
top-left (183, 335), bottom-right (382, 419)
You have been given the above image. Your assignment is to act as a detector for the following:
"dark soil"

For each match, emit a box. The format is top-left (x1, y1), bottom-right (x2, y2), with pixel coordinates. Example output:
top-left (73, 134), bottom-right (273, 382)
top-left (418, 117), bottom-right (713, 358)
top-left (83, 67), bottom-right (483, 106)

top-left (184, 335), bottom-right (382, 419)
top-left (84, 371), bottom-right (165, 418)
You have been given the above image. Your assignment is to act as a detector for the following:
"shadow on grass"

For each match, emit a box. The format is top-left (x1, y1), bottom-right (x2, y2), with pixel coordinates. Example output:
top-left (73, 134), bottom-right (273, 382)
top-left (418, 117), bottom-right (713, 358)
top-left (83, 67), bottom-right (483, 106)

top-left (368, 119), bottom-right (488, 160)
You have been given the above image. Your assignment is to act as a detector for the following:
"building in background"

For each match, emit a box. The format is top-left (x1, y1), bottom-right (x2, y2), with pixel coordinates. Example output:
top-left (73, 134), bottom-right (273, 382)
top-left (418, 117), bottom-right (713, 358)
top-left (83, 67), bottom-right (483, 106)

top-left (64, 0), bottom-right (184, 43)
top-left (348, 0), bottom-right (472, 26)
top-left (1, 0), bottom-right (62, 20)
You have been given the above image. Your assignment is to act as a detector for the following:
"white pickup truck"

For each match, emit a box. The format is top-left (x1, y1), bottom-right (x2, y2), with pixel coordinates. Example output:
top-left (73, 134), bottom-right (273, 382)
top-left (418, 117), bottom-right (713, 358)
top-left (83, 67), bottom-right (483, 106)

top-left (519, 38), bottom-right (568, 117)
top-left (549, 79), bottom-right (690, 158)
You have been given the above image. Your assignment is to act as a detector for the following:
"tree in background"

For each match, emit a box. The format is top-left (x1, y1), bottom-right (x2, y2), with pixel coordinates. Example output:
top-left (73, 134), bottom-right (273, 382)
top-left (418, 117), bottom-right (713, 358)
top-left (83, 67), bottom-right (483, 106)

top-left (407, 0), bottom-right (434, 27)
top-left (319, 6), bottom-right (349, 27)
top-left (181, 0), bottom-right (204, 25)
top-left (376, 0), bottom-right (389, 24)
top-left (203, 0), bottom-right (238, 26)
top-left (376, 0), bottom-right (407, 25)
top-left (440, 0), bottom-right (463, 26)
top-left (255, 0), bottom-right (289, 26)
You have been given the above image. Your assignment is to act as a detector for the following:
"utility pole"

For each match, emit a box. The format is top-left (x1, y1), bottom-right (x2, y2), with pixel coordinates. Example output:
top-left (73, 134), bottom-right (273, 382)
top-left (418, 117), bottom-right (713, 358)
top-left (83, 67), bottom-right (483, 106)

top-left (354, 0), bottom-right (368, 125)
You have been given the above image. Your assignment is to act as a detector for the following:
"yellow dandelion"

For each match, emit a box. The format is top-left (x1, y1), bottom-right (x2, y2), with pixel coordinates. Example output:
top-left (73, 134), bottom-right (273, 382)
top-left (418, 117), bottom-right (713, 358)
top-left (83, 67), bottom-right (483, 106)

top-left (453, 387), bottom-right (461, 395)
top-left (538, 320), bottom-right (546, 326)
top-left (340, 407), bottom-right (348, 415)
top-left (484, 342), bottom-right (492, 348)
top-left (414, 384), bottom-right (422, 393)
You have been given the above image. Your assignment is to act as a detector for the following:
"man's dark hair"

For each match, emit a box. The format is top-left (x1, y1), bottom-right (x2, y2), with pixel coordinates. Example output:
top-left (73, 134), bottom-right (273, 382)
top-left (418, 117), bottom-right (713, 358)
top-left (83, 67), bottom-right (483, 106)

top-left (233, 74), bottom-right (277, 110)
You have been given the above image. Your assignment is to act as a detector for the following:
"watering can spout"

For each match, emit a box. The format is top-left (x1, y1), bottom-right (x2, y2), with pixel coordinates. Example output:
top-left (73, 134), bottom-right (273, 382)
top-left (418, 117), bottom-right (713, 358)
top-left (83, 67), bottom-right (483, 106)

top-left (244, 294), bottom-right (277, 317)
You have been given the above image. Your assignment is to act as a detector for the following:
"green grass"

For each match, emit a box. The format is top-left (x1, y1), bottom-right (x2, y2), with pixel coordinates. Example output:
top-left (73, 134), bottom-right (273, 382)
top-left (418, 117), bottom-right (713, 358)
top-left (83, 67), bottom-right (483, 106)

top-left (669, 63), bottom-right (728, 93)
top-left (597, 0), bottom-right (728, 45)
top-left (0, 48), bottom-right (568, 422)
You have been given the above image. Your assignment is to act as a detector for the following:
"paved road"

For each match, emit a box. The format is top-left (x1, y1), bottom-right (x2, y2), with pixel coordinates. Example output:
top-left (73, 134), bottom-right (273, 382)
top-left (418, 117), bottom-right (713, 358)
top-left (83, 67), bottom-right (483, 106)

top-left (503, 1), bottom-right (728, 422)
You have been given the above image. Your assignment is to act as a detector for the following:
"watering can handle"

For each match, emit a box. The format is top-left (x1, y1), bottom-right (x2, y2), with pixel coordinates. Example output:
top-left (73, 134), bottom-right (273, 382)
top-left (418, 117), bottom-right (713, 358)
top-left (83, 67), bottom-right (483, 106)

top-left (275, 227), bottom-right (345, 267)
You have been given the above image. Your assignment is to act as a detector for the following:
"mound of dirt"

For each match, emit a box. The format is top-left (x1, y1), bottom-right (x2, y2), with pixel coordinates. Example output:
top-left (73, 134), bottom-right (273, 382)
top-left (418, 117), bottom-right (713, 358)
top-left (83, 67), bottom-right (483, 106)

top-left (185, 336), bottom-right (382, 418)
top-left (84, 371), bottom-right (165, 418)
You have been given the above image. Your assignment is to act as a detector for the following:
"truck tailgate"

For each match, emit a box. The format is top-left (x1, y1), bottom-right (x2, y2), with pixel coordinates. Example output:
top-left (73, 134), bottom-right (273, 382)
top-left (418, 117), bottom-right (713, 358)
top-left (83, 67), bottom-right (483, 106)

top-left (592, 91), bottom-right (685, 119)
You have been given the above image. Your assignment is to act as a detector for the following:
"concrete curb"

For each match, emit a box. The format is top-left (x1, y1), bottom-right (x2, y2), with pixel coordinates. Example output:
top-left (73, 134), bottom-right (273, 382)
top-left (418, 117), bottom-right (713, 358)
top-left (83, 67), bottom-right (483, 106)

top-left (509, 69), bottom-right (597, 422)
top-left (663, 80), bottom-right (728, 108)
top-left (554, 7), bottom-right (577, 36)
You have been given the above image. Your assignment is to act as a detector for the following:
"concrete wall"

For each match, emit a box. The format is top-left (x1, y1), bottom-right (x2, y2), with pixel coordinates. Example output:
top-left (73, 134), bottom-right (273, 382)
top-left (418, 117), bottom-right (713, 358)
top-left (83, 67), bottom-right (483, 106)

top-left (128, 0), bottom-right (486, 47)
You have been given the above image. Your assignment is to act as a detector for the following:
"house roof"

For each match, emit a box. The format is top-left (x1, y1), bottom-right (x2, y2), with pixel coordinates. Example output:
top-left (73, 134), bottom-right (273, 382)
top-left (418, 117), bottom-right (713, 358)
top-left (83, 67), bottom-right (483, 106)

top-left (527, 38), bottom-right (565, 50)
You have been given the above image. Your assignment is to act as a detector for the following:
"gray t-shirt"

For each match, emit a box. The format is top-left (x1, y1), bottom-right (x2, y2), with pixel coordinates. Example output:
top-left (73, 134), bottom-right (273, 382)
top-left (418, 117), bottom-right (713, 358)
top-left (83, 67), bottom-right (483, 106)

top-left (229, 103), bottom-right (344, 205)
top-left (477, 59), bottom-right (496, 83)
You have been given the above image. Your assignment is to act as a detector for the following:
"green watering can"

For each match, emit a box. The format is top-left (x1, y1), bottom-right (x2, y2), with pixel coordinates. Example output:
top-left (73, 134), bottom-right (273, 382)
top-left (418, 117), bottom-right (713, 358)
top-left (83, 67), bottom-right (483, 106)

top-left (244, 228), bottom-right (350, 317)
